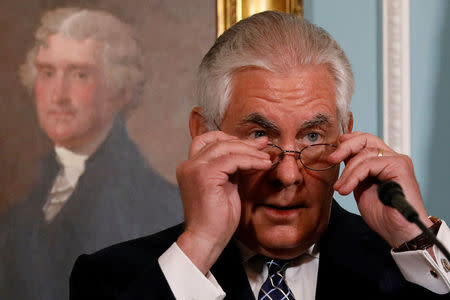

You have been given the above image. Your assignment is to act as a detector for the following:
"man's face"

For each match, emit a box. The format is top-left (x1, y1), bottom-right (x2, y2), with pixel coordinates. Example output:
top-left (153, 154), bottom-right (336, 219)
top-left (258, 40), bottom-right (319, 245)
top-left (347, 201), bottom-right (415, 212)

top-left (220, 65), bottom-right (343, 258)
top-left (34, 33), bottom-right (121, 150)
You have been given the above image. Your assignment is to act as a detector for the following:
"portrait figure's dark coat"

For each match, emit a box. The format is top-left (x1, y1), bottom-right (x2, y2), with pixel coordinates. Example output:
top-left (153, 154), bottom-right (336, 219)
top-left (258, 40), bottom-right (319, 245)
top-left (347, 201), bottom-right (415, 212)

top-left (0, 119), bottom-right (183, 300)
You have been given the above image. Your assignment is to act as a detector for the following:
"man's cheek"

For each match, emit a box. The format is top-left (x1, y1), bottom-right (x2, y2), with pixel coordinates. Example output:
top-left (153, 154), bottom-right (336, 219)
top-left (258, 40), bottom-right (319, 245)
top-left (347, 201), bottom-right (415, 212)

top-left (35, 83), bottom-right (49, 107)
top-left (72, 82), bottom-right (98, 100)
top-left (34, 96), bottom-right (49, 120)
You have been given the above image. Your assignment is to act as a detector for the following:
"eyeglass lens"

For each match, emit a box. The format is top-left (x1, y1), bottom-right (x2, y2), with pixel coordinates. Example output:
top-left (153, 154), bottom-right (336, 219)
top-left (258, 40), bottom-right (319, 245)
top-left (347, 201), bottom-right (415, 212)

top-left (263, 144), bottom-right (337, 171)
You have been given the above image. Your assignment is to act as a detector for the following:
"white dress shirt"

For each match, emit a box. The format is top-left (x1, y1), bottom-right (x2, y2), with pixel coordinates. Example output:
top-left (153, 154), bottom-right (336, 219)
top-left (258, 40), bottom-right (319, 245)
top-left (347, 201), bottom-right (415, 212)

top-left (159, 221), bottom-right (450, 299)
top-left (42, 147), bottom-right (88, 222)
top-left (238, 240), bottom-right (320, 300)
top-left (41, 122), bottom-right (113, 223)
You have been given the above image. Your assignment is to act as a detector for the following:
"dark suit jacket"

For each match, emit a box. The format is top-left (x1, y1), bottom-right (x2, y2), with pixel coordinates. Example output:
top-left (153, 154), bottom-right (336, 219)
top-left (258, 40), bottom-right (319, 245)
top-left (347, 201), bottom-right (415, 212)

top-left (0, 119), bottom-right (183, 300)
top-left (69, 201), bottom-right (449, 300)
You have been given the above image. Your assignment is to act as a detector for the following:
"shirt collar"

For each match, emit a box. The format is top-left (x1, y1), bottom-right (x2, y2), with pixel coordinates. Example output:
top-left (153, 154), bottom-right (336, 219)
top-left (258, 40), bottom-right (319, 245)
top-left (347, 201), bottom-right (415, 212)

top-left (54, 146), bottom-right (89, 186)
top-left (235, 237), bottom-right (320, 265)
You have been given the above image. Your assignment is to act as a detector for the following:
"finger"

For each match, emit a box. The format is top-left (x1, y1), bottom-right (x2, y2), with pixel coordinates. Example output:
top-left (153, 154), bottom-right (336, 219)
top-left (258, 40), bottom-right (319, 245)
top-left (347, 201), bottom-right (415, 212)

top-left (334, 156), bottom-right (401, 195)
top-left (189, 131), bottom-right (239, 157)
top-left (338, 131), bottom-right (364, 142)
top-left (176, 152), bottom-right (272, 193)
top-left (336, 147), bottom-right (396, 186)
top-left (182, 154), bottom-right (272, 188)
top-left (190, 131), bottom-right (269, 157)
top-left (334, 146), bottom-right (393, 188)
top-left (193, 138), bottom-right (270, 162)
top-left (210, 153), bottom-right (272, 178)
top-left (329, 133), bottom-right (390, 164)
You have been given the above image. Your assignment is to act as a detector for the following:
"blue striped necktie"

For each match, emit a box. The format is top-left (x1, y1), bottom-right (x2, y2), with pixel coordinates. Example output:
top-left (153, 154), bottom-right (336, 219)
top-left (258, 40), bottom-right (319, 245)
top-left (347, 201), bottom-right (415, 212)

top-left (258, 258), bottom-right (295, 300)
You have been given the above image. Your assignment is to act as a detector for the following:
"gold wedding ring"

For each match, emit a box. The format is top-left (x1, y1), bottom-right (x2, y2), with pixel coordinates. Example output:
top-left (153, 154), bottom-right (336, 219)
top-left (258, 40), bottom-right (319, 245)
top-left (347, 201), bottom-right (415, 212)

top-left (377, 148), bottom-right (383, 158)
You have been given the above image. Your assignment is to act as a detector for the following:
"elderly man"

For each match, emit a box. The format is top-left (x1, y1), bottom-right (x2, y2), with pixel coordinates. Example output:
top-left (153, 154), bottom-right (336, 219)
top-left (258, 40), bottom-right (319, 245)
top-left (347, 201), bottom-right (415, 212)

top-left (70, 11), bottom-right (450, 299)
top-left (0, 7), bottom-right (182, 300)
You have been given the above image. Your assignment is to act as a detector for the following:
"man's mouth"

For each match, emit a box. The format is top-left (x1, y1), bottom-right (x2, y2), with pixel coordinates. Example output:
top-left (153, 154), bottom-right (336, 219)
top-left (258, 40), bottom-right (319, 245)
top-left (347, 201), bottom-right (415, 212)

top-left (49, 110), bottom-right (74, 114)
top-left (47, 110), bottom-right (75, 118)
top-left (261, 204), bottom-right (305, 210)
top-left (257, 203), bottom-right (306, 220)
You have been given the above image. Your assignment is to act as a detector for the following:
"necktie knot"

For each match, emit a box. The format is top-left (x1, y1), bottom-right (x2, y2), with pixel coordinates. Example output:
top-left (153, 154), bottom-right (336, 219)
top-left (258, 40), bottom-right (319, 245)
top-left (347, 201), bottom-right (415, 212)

top-left (266, 259), bottom-right (290, 276)
top-left (258, 258), bottom-right (295, 300)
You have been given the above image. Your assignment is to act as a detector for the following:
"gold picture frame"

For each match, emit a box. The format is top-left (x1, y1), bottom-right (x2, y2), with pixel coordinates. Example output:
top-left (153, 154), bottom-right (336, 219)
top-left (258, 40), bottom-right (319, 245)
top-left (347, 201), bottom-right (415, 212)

top-left (217, 0), bottom-right (303, 36)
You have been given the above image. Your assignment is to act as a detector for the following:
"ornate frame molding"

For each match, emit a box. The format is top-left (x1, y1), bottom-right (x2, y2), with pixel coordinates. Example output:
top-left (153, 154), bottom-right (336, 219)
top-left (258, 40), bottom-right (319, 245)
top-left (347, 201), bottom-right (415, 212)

top-left (217, 0), bottom-right (303, 37)
top-left (382, 0), bottom-right (411, 155)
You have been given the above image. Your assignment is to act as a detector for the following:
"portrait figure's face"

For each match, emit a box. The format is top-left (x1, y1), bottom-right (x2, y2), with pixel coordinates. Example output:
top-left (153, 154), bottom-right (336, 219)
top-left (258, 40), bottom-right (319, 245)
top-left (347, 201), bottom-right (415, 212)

top-left (34, 33), bottom-right (124, 151)
top-left (220, 65), bottom-right (348, 258)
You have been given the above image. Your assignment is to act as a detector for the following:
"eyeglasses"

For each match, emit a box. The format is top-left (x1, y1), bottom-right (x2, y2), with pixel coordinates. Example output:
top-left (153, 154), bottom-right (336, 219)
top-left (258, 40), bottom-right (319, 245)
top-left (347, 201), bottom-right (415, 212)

top-left (264, 143), bottom-right (337, 171)
top-left (213, 120), bottom-right (337, 171)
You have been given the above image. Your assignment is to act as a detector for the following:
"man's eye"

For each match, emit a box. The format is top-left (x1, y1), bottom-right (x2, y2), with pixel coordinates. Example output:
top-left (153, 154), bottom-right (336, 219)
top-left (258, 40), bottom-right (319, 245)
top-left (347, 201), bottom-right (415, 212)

top-left (39, 70), bottom-right (54, 78)
top-left (76, 71), bottom-right (88, 79)
top-left (306, 132), bottom-right (320, 143)
top-left (249, 130), bottom-right (267, 139)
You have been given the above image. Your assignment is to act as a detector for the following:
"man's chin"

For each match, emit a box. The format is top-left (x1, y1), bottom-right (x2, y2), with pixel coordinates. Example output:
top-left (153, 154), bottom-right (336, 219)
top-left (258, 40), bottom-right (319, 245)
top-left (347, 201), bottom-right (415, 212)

top-left (47, 130), bottom-right (80, 149)
top-left (239, 226), bottom-right (315, 258)
top-left (256, 241), bottom-right (311, 259)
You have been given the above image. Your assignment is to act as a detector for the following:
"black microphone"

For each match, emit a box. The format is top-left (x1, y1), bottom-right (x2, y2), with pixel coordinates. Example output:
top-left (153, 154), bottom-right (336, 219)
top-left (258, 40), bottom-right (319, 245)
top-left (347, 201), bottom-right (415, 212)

top-left (378, 180), bottom-right (450, 261)
top-left (377, 181), bottom-right (419, 222)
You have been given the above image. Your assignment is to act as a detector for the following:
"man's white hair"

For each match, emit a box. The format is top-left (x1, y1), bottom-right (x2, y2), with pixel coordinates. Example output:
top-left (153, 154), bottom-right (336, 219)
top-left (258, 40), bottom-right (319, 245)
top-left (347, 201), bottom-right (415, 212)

top-left (20, 7), bottom-right (145, 111)
top-left (197, 11), bottom-right (354, 132)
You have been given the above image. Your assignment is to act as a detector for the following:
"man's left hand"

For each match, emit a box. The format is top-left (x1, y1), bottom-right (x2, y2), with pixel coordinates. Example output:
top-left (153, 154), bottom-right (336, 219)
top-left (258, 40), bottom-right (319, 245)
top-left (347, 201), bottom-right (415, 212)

top-left (328, 132), bottom-right (433, 248)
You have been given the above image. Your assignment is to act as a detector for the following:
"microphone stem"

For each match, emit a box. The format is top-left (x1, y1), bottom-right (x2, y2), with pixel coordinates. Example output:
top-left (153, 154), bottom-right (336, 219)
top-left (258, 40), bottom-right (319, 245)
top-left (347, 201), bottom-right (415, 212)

top-left (411, 216), bottom-right (450, 261)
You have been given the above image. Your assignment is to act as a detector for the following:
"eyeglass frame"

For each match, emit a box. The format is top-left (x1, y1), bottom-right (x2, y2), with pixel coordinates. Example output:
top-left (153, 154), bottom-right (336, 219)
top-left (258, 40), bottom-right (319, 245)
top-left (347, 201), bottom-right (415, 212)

top-left (264, 143), bottom-right (337, 171)
top-left (212, 120), bottom-right (338, 172)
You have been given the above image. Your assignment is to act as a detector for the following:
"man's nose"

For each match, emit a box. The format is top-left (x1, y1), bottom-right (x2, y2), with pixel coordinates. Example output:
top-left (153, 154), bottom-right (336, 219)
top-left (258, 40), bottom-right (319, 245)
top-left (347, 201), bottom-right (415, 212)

top-left (273, 149), bottom-right (304, 188)
top-left (50, 75), bottom-right (70, 104)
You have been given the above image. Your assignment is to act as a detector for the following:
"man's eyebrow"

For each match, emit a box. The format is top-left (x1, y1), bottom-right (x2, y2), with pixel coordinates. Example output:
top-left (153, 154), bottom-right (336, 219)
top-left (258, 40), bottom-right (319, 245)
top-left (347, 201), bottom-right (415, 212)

top-left (299, 113), bottom-right (335, 130)
top-left (34, 62), bottom-right (55, 69)
top-left (66, 63), bottom-right (97, 70)
top-left (34, 62), bottom-right (97, 70)
top-left (239, 113), bottom-right (279, 131)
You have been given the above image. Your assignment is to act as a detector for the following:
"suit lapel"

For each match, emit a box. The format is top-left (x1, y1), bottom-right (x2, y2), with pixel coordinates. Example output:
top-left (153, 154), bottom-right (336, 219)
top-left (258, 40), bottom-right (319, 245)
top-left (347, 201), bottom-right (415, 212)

top-left (37, 152), bottom-right (60, 206)
top-left (315, 201), bottom-right (397, 300)
top-left (212, 201), bottom-right (368, 300)
top-left (212, 241), bottom-right (255, 300)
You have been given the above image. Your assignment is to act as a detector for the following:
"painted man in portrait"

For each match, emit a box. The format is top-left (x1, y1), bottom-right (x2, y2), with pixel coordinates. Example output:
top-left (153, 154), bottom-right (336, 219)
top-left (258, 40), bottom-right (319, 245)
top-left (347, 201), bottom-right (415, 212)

top-left (0, 7), bottom-right (182, 300)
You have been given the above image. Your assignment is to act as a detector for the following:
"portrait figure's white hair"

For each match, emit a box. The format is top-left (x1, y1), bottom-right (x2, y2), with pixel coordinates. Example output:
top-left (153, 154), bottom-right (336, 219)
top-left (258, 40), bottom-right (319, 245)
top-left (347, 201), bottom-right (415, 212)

top-left (197, 11), bottom-right (354, 132)
top-left (20, 7), bottom-right (145, 112)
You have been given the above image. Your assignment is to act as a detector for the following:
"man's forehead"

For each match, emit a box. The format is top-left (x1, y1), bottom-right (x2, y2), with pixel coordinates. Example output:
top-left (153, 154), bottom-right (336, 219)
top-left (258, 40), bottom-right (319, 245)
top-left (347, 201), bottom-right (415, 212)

top-left (35, 33), bottom-right (104, 66)
top-left (237, 112), bottom-right (337, 130)
top-left (224, 66), bottom-right (338, 130)
top-left (229, 66), bottom-right (336, 108)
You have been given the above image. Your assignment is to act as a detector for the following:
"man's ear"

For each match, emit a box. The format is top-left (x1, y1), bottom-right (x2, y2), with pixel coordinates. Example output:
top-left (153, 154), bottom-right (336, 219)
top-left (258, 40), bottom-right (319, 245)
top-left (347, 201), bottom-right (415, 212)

top-left (346, 112), bottom-right (354, 133)
top-left (189, 107), bottom-right (209, 138)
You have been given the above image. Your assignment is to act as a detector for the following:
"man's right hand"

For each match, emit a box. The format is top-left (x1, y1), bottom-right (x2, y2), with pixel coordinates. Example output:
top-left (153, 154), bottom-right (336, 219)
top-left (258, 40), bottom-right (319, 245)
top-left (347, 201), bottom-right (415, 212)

top-left (175, 131), bottom-right (271, 274)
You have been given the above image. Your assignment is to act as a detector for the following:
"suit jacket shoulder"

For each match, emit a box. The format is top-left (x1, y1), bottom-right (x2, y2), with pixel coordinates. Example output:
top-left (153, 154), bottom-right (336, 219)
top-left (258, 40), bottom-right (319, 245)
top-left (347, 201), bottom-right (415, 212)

top-left (316, 201), bottom-right (448, 300)
top-left (70, 224), bottom-right (184, 299)
top-left (70, 202), bottom-right (448, 300)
